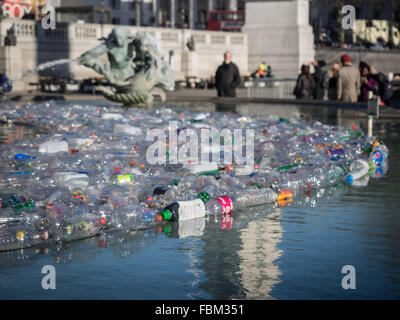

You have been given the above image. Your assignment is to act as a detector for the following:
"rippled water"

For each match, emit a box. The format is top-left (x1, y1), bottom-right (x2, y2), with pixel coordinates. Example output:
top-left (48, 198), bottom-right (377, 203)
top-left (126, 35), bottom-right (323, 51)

top-left (0, 101), bottom-right (399, 300)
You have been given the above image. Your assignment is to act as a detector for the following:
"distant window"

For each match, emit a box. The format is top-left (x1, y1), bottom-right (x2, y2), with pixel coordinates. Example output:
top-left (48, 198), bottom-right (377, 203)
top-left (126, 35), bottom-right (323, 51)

top-left (130, 18), bottom-right (136, 26)
top-left (112, 17), bottom-right (120, 25)
top-left (112, 0), bottom-right (120, 10)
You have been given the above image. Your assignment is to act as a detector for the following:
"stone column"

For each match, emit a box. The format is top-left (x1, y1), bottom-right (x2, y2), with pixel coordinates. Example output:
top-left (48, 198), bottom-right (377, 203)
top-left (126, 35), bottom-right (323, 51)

top-left (0, 46), bottom-right (23, 91)
top-left (170, 0), bottom-right (177, 28)
top-left (189, 0), bottom-right (197, 29)
top-left (242, 0), bottom-right (315, 78)
top-left (153, 0), bottom-right (159, 26)
top-left (208, 0), bottom-right (216, 12)
top-left (136, 0), bottom-right (142, 26)
top-left (228, 0), bottom-right (237, 11)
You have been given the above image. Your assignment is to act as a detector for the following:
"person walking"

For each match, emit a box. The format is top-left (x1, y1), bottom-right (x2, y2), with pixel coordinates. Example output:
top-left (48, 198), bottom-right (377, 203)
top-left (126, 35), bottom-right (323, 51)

top-left (313, 60), bottom-right (329, 100)
top-left (337, 54), bottom-right (360, 103)
top-left (215, 51), bottom-right (241, 97)
top-left (293, 65), bottom-right (315, 100)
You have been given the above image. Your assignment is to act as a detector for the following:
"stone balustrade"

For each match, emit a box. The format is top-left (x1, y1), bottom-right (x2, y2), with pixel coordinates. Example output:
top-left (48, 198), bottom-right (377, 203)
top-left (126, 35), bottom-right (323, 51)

top-left (1, 18), bottom-right (248, 91)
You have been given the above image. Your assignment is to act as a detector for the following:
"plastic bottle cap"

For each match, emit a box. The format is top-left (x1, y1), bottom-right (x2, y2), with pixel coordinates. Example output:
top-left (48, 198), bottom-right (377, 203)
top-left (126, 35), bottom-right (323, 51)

top-left (277, 189), bottom-right (293, 202)
top-left (345, 175), bottom-right (354, 185)
top-left (98, 217), bottom-right (106, 226)
top-left (198, 192), bottom-right (211, 203)
top-left (16, 232), bottom-right (25, 241)
top-left (161, 210), bottom-right (172, 221)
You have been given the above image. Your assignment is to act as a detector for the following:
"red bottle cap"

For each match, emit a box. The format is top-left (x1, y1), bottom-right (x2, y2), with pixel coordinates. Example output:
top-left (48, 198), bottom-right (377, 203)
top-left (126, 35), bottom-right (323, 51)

top-left (98, 217), bottom-right (106, 226)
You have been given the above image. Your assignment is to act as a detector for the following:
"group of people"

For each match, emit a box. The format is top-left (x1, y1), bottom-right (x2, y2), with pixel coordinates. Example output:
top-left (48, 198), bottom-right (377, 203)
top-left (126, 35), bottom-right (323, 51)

top-left (294, 54), bottom-right (394, 105)
top-left (250, 62), bottom-right (273, 79)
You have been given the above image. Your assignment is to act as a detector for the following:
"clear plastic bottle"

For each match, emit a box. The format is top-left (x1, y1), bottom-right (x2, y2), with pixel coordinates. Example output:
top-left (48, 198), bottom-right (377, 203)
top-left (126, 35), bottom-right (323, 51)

top-left (55, 213), bottom-right (106, 242)
top-left (203, 195), bottom-right (234, 215)
top-left (0, 209), bottom-right (25, 225)
top-left (0, 193), bottom-right (35, 209)
top-left (0, 223), bottom-right (49, 251)
top-left (108, 206), bottom-right (159, 231)
top-left (345, 159), bottom-right (369, 185)
top-left (230, 188), bottom-right (280, 209)
top-left (156, 199), bottom-right (206, 222)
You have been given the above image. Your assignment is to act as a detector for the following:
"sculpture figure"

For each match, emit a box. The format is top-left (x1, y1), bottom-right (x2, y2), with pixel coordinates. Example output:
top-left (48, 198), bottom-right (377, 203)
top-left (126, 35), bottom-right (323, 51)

top-left (79, 27), bottom-right (175, 105)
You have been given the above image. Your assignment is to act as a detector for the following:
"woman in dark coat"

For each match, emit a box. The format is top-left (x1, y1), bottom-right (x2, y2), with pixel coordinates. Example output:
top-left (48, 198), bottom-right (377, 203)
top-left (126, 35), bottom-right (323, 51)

top-left (294, 65), bottom-right (315, 100)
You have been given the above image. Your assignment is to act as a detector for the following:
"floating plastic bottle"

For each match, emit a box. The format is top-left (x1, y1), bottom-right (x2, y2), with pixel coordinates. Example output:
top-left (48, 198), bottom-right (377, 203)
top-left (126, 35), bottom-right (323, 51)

top-left (346, 159), bottom-right (370, 185)
top-left (0, 209), bottom-right (25, 225)
top-left (55, 213), bottom-right (106, 242)
top-left (0, 222), bottom-right (49, 251)
top-left (39, 140), bottom-right (69, 153)
top-left (107, 206), bottom-right (158, 231)
top-left (156, 199), bottom-right (206, 222)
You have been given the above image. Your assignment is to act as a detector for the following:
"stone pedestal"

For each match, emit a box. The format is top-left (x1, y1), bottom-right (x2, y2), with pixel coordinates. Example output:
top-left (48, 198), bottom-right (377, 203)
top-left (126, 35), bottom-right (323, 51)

top-left (242, 0), bottom-right (315, 79)
top-left (181, 51), bottom-right (199, 77)
top-left (0, 45), bottom-right (24, 91)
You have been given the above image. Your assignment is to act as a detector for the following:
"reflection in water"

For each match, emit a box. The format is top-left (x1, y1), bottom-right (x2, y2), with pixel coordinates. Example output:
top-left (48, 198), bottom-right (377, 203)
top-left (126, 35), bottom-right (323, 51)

top-left (0, 246), bottom-right (48, 269)
top-left (236, 207), bottom-right (282, 300)
top-left (197, 205), bottom-right (282, 299)
top-left (0, 124), bottom-right (40, 145)
top-left (0, 228), bottom-right (161, 269)
top-left (215, 103), bottom-right (237, 114)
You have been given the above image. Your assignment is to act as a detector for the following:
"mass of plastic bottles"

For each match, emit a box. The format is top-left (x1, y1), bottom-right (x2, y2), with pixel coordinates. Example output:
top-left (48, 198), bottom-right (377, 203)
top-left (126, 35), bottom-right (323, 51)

top-left (0, 101), bottom-right (389, 252)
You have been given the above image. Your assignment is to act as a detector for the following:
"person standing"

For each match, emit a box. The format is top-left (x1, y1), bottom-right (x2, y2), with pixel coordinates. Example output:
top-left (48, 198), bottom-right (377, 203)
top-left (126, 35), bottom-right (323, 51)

top-left (215, 51), bottom-right (241, 97)
top-left (328, 62), bottom-right (340, 100)
top-left (337, 54), bottom-right (360, 103)
top-left (313, 60), bottom-right (329, 100)
top-left (293, 65), bottom-right (315, 100)
top-left (359, 63), bottom-right (380, 102)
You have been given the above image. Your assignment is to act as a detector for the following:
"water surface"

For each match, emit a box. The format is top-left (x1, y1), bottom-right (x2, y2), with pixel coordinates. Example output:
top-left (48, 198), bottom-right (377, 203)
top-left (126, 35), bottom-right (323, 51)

top-left (0, 101), bottom-right (399, 300)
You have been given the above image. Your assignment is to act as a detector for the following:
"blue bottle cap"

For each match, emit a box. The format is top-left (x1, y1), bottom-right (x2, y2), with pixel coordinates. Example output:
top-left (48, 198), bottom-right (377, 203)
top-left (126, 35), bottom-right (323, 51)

top-left (345, 175), bottom-right (353, 185)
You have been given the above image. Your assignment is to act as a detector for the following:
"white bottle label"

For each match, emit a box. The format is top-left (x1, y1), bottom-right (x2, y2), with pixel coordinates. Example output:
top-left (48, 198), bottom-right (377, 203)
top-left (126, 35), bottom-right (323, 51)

top-left (177, 199), bottom-right (206, 221)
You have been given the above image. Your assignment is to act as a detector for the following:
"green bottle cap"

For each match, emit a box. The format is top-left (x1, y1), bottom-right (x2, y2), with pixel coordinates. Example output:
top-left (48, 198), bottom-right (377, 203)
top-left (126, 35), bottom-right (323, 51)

top-left (161, 209), bottom-right (172, 221)
top-left (198, 192), bottom-right (211, 203)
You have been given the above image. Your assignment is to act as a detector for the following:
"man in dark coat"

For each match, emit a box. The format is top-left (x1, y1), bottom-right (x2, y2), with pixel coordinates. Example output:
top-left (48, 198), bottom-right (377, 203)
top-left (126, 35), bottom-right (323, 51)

top-left (215, 51), bottom-right (241, 97)
top-left (313, 60), bottom-right (329, 100)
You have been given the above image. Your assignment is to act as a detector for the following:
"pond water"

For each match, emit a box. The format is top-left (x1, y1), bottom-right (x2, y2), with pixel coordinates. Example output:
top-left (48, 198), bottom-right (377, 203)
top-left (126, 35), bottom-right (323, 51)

top-left (0, 101), bottom-right (399, 300)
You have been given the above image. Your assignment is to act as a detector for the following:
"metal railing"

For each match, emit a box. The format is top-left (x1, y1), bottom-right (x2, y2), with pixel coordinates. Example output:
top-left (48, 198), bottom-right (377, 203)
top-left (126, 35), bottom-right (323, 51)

top-left (244, 78), bottom-right (297, 99)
